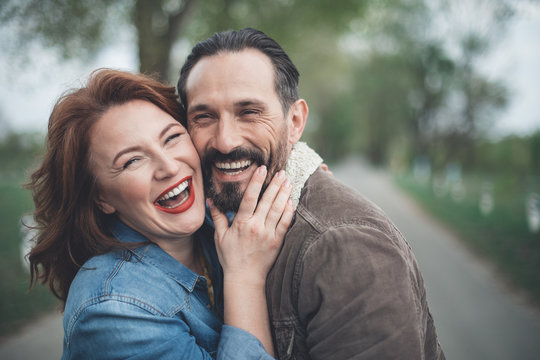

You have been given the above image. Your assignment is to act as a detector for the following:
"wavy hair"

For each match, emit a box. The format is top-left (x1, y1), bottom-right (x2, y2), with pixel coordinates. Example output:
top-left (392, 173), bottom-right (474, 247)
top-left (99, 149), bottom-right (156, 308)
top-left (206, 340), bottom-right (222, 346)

top-left (27, 69), bottom-right (184, 308)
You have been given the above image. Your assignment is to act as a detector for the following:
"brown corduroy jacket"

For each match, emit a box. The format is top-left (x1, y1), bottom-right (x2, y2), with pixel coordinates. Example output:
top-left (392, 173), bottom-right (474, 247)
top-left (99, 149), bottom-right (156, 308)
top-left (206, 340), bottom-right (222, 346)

top-left (266, 168), bottom-right (445, 360)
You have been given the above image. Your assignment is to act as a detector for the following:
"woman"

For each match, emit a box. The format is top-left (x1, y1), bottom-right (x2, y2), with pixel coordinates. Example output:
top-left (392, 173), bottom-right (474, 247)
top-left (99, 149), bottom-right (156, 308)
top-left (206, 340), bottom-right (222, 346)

top-left (27, 69), bottom-right (294, 359)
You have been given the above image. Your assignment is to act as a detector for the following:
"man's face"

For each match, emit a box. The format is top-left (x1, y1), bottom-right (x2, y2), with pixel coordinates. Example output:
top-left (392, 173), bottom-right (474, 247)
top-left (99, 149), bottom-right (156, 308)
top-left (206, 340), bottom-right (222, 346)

top-left (185, 49), bottom-right (292, 213)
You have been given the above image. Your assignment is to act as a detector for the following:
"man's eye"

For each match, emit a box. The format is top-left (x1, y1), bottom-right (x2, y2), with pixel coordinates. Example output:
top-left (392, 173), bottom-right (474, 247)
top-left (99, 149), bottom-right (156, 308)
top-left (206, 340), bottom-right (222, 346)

top-left (192, 113), bottom-right (211, 121)
top-left (241, 109), bottom-right (260, 116)
top-left (189, 113), bottom-right (214, 127)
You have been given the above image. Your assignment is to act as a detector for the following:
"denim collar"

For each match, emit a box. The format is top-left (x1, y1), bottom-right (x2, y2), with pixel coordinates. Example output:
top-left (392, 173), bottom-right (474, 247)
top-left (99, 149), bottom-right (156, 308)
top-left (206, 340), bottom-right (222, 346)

top-left (109, 219), bottom-right (201, 293)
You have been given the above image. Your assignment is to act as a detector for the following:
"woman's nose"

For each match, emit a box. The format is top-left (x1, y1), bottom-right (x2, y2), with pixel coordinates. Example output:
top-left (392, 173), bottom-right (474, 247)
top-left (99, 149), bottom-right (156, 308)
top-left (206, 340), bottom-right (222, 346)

top-left (154, 152), bottom-right (180, 180)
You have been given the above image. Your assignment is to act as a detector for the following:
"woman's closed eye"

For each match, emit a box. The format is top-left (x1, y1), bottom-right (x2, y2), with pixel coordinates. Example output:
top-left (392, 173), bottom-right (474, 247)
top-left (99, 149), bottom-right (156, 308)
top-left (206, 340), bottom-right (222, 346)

top-left (122, 157), bottom-right (140, 170)
top-left (165, 133), bottom-right (181, 144)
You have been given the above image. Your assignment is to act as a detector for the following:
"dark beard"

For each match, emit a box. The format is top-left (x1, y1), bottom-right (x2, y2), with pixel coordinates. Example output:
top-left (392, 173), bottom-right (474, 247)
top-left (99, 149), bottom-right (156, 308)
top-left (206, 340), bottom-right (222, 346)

top-left (201, 143), bottom-right (288, 213)
top-left (205, 179), bottom-right (244, 214)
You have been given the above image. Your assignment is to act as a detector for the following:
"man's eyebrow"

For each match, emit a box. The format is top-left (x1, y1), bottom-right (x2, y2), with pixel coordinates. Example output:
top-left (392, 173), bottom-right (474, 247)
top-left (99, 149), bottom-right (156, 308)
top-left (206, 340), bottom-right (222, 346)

top-left (235, 99), bottom-right (266, 108)
top-left (187, 99), bottom-right (266, 115)
top-left (187, 103), bottom-right (211, 115)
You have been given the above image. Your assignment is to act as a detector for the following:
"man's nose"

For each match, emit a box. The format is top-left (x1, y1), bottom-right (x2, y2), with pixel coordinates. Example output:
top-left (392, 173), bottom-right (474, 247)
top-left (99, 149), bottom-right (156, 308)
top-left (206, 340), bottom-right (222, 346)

top-left (213, 117), bottom-right (244, 154)
top-left (154, 152), bottom-right (180, 180)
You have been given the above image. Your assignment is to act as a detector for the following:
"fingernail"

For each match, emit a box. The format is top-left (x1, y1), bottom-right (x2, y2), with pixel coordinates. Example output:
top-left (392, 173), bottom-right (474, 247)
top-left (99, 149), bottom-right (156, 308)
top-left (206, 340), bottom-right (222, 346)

top-left (277, 170), bottom-right (285, 179)
top-left (258, 165), bottom-right (267, 175)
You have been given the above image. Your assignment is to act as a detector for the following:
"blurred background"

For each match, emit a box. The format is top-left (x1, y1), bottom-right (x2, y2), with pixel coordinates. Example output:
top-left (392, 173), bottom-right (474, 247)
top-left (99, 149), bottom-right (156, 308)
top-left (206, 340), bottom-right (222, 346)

top-left (0, 0), bottom-right (539, 358)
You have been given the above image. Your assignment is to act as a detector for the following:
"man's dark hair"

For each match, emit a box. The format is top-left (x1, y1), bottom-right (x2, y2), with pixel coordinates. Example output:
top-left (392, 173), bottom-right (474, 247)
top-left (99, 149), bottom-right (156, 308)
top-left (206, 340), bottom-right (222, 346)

top-left (177, 28), bottom-right (300, 114)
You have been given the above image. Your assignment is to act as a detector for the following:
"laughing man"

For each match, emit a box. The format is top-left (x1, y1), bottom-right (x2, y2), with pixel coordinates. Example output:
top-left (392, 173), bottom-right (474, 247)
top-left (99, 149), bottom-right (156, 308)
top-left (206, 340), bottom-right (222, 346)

top-left (177, 28), bottom-right (445, 360)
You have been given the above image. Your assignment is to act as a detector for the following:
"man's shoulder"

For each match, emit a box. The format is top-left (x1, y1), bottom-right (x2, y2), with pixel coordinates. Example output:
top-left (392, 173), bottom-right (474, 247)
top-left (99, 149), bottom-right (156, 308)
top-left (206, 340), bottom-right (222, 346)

top-left (296, 168), bottom-right (393, 232)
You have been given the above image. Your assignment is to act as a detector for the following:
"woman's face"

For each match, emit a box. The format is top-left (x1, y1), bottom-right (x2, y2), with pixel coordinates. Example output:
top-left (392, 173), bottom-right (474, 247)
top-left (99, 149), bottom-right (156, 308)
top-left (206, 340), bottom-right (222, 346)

top-left (90, 100), bottom-right (205, 245)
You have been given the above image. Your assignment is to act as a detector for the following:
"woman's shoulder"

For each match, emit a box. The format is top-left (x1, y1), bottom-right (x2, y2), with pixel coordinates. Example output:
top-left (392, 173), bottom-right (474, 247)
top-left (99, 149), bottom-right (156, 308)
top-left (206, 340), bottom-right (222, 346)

top-left (64, 247), bottom-right (189, 320)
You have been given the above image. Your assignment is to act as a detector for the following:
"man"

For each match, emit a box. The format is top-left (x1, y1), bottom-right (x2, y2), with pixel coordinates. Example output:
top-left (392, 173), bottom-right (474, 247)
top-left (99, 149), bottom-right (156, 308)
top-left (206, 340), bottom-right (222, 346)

top-left (178, 28), bottom-right (445, 359)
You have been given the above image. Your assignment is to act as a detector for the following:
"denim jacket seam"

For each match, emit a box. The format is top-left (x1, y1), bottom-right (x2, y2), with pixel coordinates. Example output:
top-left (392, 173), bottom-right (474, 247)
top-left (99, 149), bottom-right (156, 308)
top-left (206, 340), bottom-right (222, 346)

top-left (142, 253), bottom-right (199, 293)
top-left (65, 293), bottom-right (187, 347)
top-left (66, 257), bottom-right (128, 344)
top-left (103, 256), bottom-right (127, 295)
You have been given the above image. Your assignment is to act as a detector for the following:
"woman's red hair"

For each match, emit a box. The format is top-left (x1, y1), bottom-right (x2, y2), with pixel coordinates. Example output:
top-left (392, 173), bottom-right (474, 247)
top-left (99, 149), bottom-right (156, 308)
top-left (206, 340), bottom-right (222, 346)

top-left (27, 69), bottom-right (184, 308)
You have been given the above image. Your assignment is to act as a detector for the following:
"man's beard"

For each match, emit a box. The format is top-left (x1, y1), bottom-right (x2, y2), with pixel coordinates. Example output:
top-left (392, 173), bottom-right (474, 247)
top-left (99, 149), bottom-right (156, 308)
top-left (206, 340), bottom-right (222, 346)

top-left (202, 140), bottom-right (289, 213)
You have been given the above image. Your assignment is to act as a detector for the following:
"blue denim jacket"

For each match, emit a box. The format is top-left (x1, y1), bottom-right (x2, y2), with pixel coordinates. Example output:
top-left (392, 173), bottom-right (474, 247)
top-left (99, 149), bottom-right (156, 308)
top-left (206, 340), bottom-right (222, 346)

top-left (62, 220), bottom-right (272, 359)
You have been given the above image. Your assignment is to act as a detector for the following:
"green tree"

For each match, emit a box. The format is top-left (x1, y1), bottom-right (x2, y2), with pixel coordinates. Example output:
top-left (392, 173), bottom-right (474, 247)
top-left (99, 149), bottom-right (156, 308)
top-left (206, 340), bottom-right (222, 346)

top-left (0, 0), bottom-right (367, 81)
top-left (332, 0), bottom-right (512, 167)
top-left (0, 131), bottom-right (43, 177)
top-left (441, 34), bottom-right (508, 168)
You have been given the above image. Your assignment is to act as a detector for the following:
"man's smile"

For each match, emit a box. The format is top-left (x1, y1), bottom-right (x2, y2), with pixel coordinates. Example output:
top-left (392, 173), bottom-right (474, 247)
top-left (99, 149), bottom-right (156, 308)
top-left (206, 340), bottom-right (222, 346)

top-left (212, 159), bottom-right (258, 183)
top-left (214, 159), bottom-right (254, 175)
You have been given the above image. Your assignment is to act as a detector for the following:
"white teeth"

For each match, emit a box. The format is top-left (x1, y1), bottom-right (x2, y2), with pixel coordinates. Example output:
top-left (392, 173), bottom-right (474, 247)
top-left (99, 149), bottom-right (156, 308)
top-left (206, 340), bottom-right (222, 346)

top-left (215, 160), bottom-right (252, 171)
top-left (158, 179), bottom-right (189, 202)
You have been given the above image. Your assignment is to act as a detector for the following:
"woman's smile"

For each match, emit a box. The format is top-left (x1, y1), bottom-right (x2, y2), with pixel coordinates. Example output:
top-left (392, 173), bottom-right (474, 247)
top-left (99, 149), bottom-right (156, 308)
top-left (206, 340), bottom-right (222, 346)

top-left (154, 176), bottom-right (195, 214)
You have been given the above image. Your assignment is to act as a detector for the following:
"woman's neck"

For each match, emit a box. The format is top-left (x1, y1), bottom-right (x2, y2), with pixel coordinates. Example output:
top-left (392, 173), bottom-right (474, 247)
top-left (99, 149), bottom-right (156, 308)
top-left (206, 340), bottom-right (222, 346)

top-left (154, 235), bottom-right (202, 275)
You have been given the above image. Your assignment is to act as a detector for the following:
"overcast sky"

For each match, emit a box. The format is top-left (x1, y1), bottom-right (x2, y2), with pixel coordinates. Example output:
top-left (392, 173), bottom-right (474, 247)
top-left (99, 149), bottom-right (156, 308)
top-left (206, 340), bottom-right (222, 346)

top-left (0, 5), bottom-right (538, 137)
top-left (478, 2), bottom-right (540, 135)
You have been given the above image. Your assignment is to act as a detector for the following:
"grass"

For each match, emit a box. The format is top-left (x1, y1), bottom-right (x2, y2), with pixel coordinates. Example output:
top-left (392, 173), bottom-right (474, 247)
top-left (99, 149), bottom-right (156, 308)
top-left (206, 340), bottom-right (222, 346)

top-left (396, 172), bottom-right (540, 304)
top-left (0, 177), bottom-right (59, 339)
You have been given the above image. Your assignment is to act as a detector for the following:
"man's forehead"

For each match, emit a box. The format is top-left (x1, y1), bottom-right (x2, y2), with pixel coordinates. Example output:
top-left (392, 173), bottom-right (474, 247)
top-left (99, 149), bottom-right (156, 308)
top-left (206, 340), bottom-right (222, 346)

top-left (186, 49), bottom-right (274, 88)
top-left (185, 49), bottom-right (278, 107)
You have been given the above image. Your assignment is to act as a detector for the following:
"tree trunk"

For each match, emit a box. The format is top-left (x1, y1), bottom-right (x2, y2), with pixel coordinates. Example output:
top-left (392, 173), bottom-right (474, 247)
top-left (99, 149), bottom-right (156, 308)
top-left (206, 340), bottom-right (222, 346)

top-left (134, 0), bottom-right (199, 81)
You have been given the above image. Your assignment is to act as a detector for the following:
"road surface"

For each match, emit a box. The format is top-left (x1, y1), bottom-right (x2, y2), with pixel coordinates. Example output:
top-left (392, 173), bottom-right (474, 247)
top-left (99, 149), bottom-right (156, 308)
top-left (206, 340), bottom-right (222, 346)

top-left (1, 157), bottom-right (540, 359)
top-left (333, 157), bottom-right (540, 360)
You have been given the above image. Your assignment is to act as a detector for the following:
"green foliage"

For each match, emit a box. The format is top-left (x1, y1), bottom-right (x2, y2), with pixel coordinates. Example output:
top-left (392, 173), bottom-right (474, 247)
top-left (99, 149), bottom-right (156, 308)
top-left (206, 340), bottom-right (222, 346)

top-left (1, 0), bottom-right (521, 169)
top-left (397, 171), bottom-right (540, 304)
top-left (0, 131), bottom-right (57, 337)
top-left (529, 130), bottom-right (540, 173)
top-left (0, 131), bottom-right (44, 178)
top-left (0, 180), bottom-right (58, 337)
top-left (476, 134), bottom-right (536, 175)
top-left (0, 0), bottom-right (129, 59)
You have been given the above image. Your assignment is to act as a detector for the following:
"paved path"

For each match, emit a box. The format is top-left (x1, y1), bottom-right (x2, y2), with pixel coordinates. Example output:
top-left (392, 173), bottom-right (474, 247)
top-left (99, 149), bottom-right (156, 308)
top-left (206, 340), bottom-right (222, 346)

top-left (2, 157), bottom-right (540, 359)
top-left (333, 157), bottom-right (540, 360)
top-left (0, 311), bottom-right (62, 360)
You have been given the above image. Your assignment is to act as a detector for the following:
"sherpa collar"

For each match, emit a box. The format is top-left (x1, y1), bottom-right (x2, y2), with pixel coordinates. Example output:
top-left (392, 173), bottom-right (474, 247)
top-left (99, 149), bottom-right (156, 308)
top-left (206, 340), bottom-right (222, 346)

top-left (284, 142), bottom-right (323, 209)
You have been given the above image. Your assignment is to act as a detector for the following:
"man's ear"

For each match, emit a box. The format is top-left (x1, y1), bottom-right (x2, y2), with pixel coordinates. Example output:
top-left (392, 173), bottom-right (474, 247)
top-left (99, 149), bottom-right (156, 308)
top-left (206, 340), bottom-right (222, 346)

top-left (96, 195), bottom-right (116, 215)
top-left (288, 99), bottom-right (308, 145)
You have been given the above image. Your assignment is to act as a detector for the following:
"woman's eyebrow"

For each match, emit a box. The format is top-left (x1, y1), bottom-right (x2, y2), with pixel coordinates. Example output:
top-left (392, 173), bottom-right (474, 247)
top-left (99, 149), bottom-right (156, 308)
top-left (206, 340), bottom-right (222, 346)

top-left (159, 122), bottom-right (182, 138)
top-left (112, 146), bottom-right (141, 165)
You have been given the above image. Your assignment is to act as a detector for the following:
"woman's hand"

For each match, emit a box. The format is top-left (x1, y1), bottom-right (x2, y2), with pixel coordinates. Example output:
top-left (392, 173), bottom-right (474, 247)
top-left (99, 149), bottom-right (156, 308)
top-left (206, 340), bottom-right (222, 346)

top-left (209, 165), bottom-right (293, 356)
top-left (209, 165), bottom-right (294, 286)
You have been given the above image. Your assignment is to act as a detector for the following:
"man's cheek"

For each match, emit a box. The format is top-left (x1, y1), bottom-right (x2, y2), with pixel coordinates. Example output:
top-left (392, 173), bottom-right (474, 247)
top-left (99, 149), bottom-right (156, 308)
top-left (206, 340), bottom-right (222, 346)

top-left (187, 131), bottom-right (205, 156)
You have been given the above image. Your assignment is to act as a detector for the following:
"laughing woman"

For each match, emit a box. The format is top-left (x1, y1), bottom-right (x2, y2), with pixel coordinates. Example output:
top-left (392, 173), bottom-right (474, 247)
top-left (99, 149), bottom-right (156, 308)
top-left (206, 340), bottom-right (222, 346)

top-left (27, 69), bottom-right (294, 359)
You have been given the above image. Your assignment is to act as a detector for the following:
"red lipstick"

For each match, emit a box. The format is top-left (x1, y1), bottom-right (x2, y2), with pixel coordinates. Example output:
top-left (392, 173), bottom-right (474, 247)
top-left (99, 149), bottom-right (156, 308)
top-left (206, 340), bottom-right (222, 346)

top-left (154, 176), bottom-right (195, 214)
